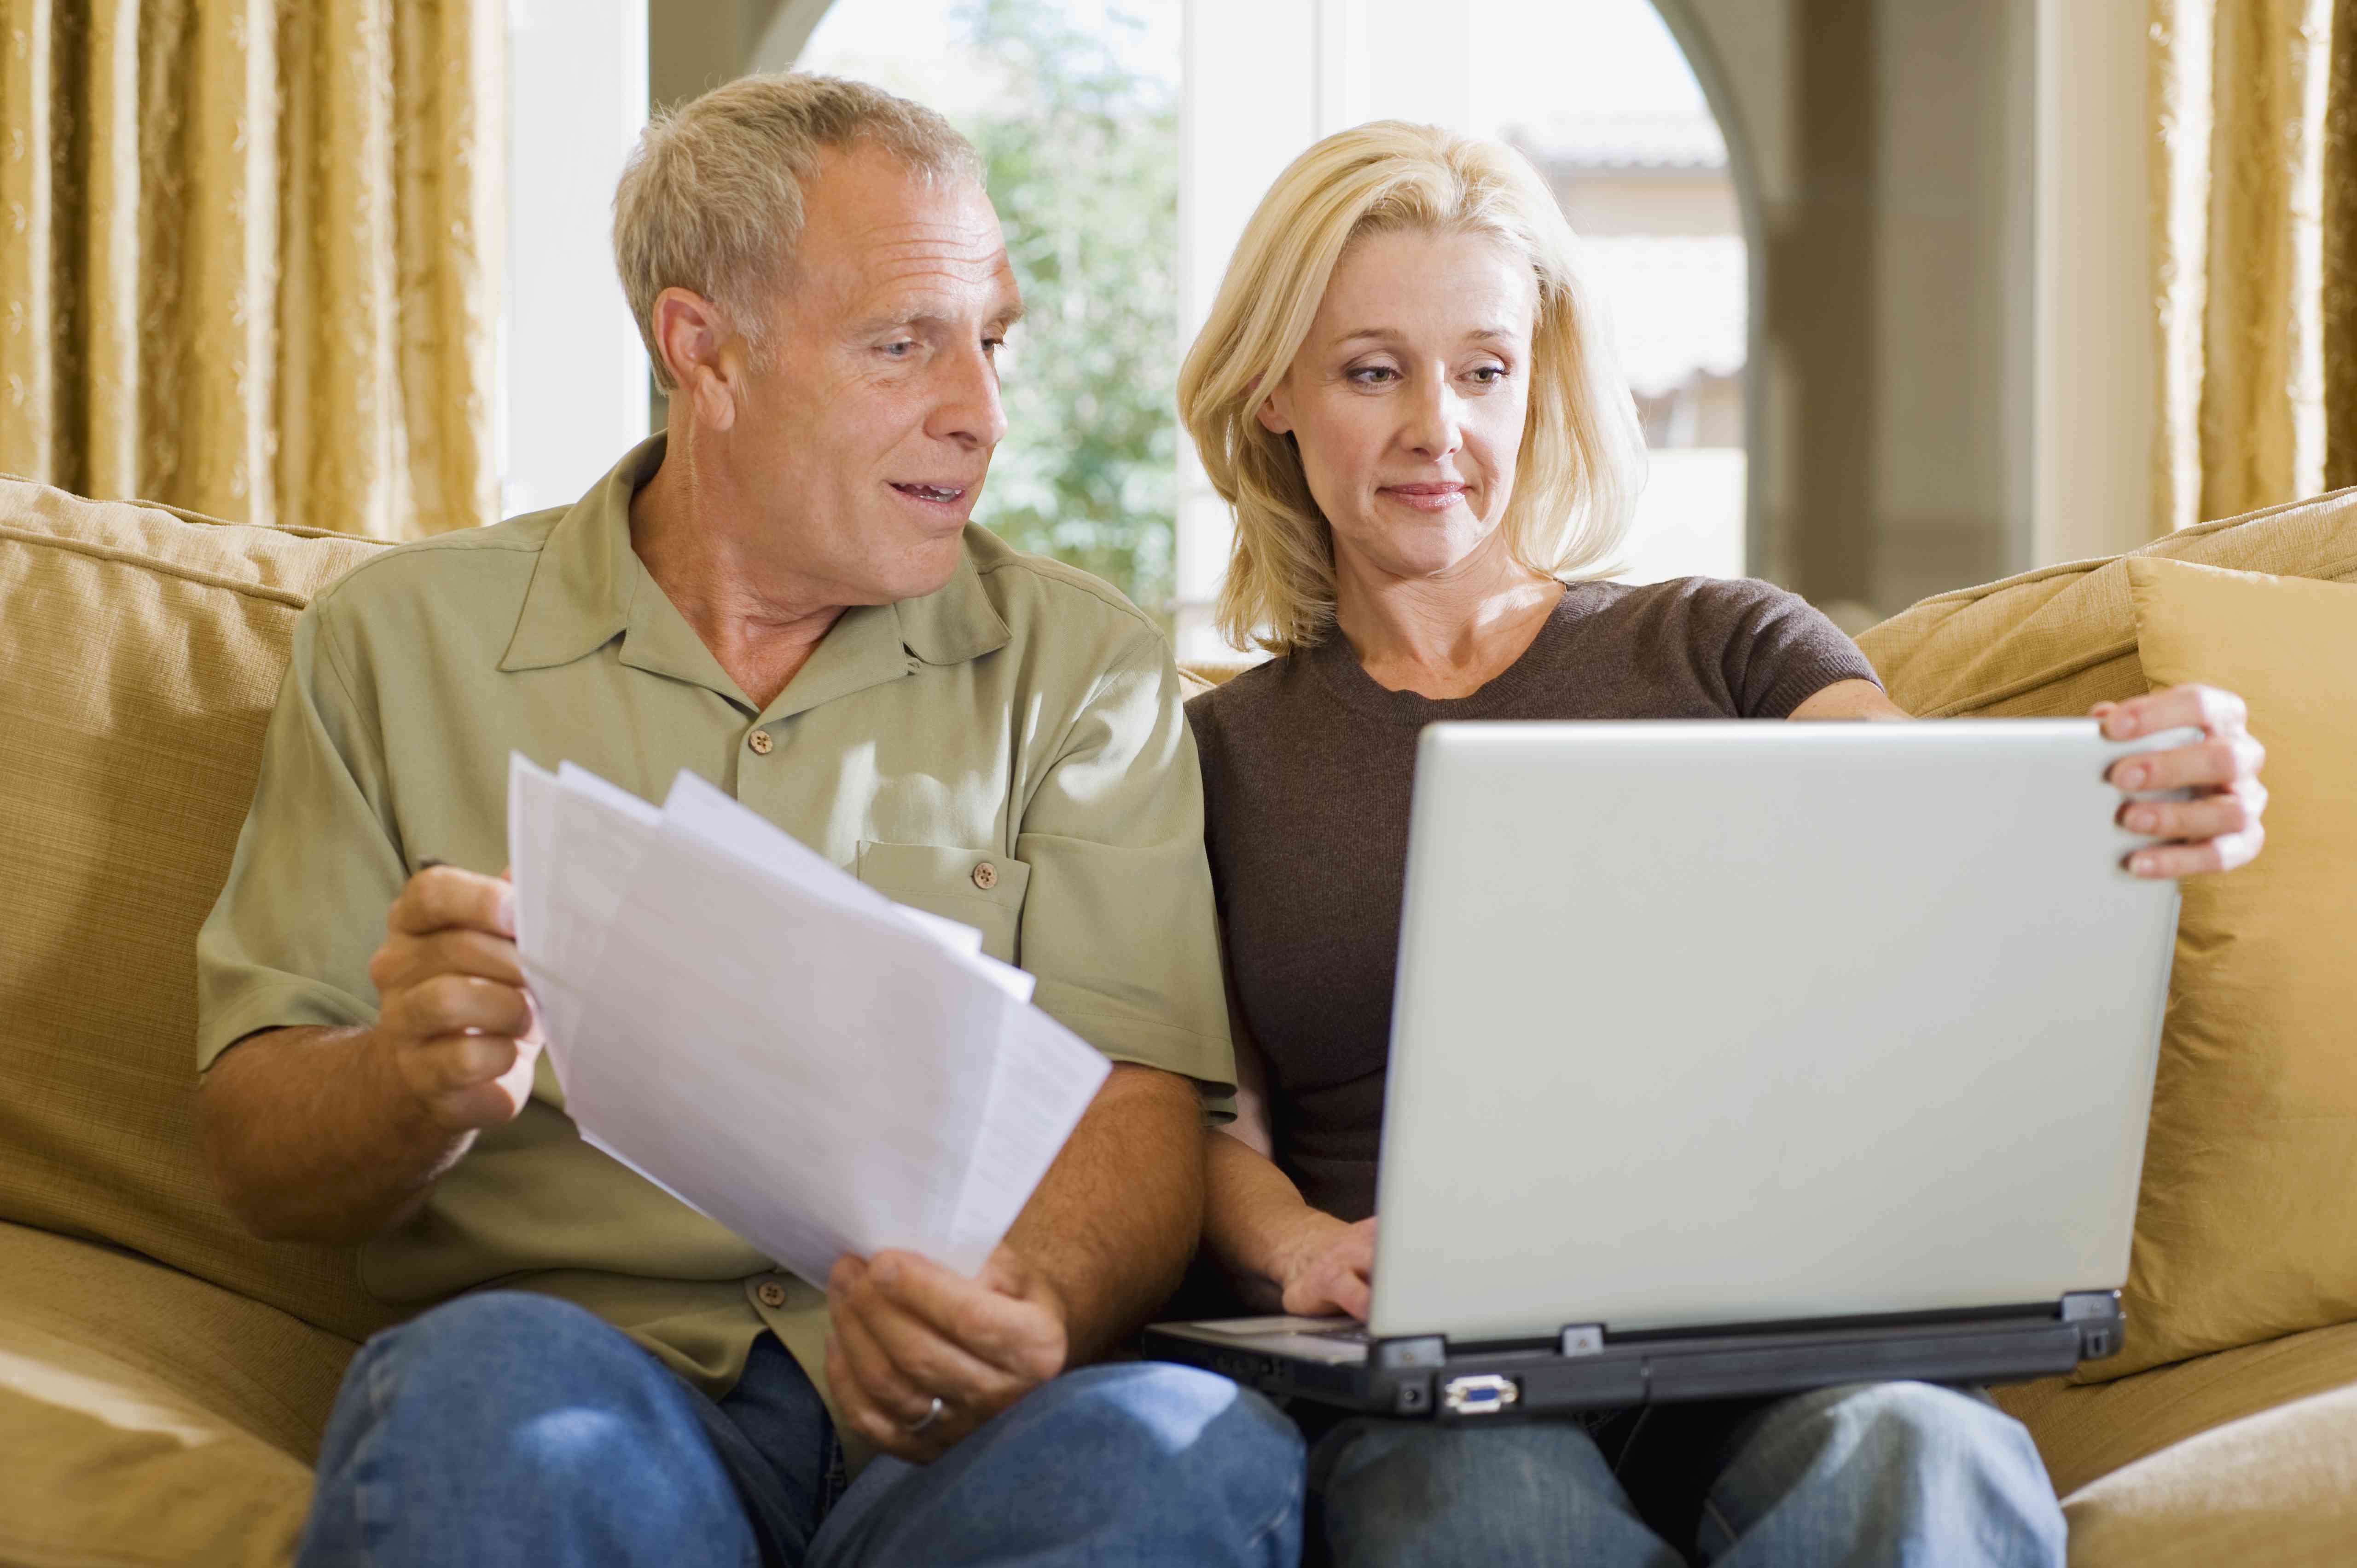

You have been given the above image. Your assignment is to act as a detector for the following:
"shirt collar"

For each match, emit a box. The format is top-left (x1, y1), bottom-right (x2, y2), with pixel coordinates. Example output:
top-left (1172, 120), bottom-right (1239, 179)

top-left (499, 432), bottom-right (1012, 712)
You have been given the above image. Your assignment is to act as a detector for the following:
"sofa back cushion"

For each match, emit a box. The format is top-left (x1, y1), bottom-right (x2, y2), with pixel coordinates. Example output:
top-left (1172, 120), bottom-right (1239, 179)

top-left (2100, 559), bottom-right (2357, 1378)
top-left (0, 478), bottom-right (395, 1342)
top-left (1857, 489), bottom-right (2357, 1381)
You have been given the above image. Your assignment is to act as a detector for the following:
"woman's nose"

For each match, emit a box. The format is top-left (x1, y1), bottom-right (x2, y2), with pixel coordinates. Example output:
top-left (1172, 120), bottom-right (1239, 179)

top-left (1401, 384), bottom-right (1463, 460)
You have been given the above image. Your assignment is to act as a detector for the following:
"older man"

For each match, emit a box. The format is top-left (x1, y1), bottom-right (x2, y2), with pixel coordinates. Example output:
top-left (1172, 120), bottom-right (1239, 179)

top-left (194, 74), bottom-right (1300, 1568)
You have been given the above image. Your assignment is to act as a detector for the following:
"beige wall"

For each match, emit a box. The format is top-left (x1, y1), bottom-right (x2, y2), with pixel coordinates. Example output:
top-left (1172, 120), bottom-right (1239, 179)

top-left (1667, 0), bottom-right (2038, 619)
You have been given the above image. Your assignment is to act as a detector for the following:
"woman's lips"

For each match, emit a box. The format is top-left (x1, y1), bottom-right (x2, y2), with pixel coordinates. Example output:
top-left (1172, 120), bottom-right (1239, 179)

top-left (1379, 483), bottom-right (1469, 514)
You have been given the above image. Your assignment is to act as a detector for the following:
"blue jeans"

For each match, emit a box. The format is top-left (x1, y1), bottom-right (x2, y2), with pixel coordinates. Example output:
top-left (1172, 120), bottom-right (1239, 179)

top-left (1306, 1382), bottom-right (2066, 1567)
top-left (299, 1292), bottom-right (1304, 1568)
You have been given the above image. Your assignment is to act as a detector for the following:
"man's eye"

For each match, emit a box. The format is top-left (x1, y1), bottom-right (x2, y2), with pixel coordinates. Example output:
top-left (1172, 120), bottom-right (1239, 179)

top-left (881, 341), bottom-right (915, 358)
top-left (983, 337), bottom-right (1005, 355)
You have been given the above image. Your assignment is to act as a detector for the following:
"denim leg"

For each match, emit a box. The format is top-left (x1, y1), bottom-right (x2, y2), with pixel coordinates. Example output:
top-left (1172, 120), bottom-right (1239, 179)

top-left (1695, 1383), bottom-right (2066, 1568)
top-left (299, 1291), bottom-right (782, 1568)
top-left (1310, 1416), bottom-right (1684, 1568)
top-left (807, 1362), bottom-right (1305, 1568)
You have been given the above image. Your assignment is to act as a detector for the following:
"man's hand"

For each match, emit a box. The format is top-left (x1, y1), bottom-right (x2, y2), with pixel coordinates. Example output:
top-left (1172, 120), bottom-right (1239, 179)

top-left (364, 865), bottom-right (541, 1133)
top-left (2096, 686), bottom-right (2267, 878)
top-left (1274, 1214), bottom-right (1376, 1321)
top-left (824, 1245), bottom-right (1068, 1463)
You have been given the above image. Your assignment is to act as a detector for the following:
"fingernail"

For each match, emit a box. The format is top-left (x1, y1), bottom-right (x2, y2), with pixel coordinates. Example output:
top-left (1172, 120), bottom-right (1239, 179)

top-left (2120, 764), bottom-right (2146, 788)
top-left (873, 1257), bottom-right (899, 1286)
top-left (2129, 808), bottom-right (2157, 833)
top-left (498, 886), bottom-right (517, 933)
top-left (2131, 853), bottom-right (2157, 876)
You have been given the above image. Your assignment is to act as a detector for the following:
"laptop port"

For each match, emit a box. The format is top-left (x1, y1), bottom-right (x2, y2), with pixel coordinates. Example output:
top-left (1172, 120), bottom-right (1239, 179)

top-left (1441, 1374), bottom-right (1521, 1416)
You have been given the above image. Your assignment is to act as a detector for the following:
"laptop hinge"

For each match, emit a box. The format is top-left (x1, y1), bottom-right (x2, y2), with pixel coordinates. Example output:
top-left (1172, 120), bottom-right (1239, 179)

top-left (2061, 1290), bottom-right (2125, 1362)
top-left (1559, 1324), bottom-right (1606, 1356)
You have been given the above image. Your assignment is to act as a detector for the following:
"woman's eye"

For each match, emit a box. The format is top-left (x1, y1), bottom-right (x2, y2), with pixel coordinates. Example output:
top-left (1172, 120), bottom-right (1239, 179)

top-left (1469, 365), bottom-right (1508, 384)
top-left (1349, 365), bottom-right (1399, 385)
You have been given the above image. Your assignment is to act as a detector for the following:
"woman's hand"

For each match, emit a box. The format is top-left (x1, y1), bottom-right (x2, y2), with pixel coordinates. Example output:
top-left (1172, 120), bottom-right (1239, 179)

top-left (2096, 686), bottom-right (2267, 878)
top-left (1272, 1213), bottom-right (1378, 1320)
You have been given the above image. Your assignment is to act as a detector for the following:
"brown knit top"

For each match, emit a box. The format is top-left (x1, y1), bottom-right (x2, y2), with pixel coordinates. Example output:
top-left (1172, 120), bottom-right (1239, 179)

top-left (1186, 575), bottom-right (1880, 1221)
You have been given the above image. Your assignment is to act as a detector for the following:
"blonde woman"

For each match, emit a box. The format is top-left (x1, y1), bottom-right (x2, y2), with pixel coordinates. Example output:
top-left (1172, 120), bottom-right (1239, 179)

top-left (1178, 122), bottom-right (2266, 1568)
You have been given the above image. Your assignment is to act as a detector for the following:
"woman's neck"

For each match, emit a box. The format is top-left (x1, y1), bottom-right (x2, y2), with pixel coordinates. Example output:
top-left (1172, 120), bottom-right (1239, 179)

top-left (1330, 544), bottom-right (1566, 700)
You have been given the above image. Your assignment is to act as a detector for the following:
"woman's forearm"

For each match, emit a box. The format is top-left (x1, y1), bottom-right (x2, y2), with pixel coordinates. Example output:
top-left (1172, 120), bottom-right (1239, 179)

top-left (1203, 1128), bottom-right (1350, 1311)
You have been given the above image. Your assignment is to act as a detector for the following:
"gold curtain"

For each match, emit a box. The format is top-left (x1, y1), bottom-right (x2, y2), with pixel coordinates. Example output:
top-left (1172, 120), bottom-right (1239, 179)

top-left (2148, 0), bottom-right (2357, 533)
top-left (0, 0), bottom-right (499, 537)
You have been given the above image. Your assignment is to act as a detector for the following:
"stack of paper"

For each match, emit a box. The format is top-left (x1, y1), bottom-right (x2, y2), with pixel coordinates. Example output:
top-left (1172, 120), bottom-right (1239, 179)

top-left (505, 754), bottom-right (1111, 1287)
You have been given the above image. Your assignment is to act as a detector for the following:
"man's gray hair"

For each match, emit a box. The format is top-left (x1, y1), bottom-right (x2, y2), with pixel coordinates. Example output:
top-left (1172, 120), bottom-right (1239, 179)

top-left (613, 73), bottom-right (982, 391)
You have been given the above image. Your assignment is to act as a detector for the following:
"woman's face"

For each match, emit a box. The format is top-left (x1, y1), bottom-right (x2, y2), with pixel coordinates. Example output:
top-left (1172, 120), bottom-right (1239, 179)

top-left (1260, 228), bottom-right (1538, 587)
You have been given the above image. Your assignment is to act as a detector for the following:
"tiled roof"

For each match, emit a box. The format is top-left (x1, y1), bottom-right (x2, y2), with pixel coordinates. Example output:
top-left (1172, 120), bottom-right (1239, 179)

top-left (1511, 111), bottom-right (1728, 171)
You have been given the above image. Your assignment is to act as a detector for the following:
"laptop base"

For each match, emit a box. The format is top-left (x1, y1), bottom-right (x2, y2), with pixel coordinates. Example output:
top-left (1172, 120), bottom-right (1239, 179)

top-left (1143, 1293), bottom-right (2123, 1421)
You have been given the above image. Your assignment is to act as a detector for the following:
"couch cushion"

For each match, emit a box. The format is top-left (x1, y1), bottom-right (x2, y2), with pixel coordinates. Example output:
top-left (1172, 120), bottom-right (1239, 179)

top-left (2085, 560), bottom-right (2357, 1379)
top-left (0, 478), bottom-right (395, 1342)
top-left (1856, 487), bottom-right (2357, 718)
top-left (2053, 1380), bottom-right (2357, 1566)
top-left (1996, 1319), bottom-right (2357, 1499)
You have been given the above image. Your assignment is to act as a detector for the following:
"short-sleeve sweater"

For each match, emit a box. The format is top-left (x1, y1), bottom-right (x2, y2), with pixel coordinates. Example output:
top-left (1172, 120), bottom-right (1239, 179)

top-left (1185, 575), bottom-right (1881, 1222)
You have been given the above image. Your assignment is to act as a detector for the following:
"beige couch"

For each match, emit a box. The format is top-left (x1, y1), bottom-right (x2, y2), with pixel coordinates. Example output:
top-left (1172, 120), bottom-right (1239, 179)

top-left (2, 473), bottom-right (2354, 1566)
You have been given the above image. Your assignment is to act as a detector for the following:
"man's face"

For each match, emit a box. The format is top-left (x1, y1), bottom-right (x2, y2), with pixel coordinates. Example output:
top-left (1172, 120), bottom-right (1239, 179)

top-left (726, 145), bottom-right (1021, 608)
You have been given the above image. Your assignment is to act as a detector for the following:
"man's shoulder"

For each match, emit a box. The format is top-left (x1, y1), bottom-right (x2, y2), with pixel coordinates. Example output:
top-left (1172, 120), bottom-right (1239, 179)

top-left (308, 508), bottom-right (565, 628)
top-left (961, 526), bottom-right (1167, 664)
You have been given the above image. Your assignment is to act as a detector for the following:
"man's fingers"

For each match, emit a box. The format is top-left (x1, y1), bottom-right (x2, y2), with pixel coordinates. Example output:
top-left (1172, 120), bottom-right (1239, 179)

top-left (2108, 734), bottom-right (2264, 794)
top-left (408, 1032), bottom-right (522, 1094)
top-left (388, 865), bottom-right (516, 940)
top-left (826, 1332), bottom-right (950, 1463)
top-left (865, 1250), bottom-right (1063, 1381)
top-left (368, 928), bottom-right (526, 996)
top-left (390, 973), bottom-right (534, 1043)
top-left (831, 1293), bottom-right (949, 1427)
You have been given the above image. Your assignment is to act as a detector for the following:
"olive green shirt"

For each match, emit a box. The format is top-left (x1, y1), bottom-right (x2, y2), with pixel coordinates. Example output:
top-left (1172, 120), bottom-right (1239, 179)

top-left (195, 434), bottom-right (1234, 1422)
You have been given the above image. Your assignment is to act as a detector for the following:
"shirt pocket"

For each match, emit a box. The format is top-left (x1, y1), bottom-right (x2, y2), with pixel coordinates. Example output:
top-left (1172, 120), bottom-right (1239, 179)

top-left (853, 841), bottom-right (1032, 966)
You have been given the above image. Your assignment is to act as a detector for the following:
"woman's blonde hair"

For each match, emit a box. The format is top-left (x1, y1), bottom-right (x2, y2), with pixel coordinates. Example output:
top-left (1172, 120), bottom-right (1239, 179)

top-left (1177, 121), bottom-right (1645, 653)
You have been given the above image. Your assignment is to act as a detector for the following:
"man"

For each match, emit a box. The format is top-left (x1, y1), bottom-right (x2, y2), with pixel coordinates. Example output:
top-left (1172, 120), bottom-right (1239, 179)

top-left (194, 74), bottom-right (1301, 1568)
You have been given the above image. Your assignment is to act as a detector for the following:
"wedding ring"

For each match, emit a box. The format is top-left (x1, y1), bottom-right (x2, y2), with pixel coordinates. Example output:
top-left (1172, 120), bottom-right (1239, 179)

top-left (906, 1394), bottom-right (946, 1435)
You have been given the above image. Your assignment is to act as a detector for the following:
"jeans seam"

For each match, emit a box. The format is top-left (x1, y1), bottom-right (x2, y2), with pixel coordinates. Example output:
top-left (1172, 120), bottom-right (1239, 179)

top-left (1241, 1486), bottom-right (1305, 1562)
top-left (344, 1341), bottom-right (401, 1567)
top-left (1697, 1490), bottom-right (1740, 1557)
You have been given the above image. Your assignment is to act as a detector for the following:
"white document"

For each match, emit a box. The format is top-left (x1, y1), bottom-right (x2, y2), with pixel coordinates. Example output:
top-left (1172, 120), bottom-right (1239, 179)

top-left (506, 754), bottom-right (1109, 1286)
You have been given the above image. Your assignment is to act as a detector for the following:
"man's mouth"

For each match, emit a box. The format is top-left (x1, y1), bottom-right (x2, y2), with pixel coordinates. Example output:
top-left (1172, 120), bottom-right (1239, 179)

top-left (891, 482), bottom-right (968, 504)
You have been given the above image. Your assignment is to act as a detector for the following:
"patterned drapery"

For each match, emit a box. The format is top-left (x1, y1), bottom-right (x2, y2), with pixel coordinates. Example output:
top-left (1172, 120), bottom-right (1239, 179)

top-left (0, 0), bottom-right (499, 537)
top-left (2149, 0), bottom-right (2357, 533)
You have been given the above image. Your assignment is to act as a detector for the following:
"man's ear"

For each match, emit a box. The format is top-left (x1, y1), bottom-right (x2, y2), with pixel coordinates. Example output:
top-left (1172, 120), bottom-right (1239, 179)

top-left (652, 287), bottom-right (741, 432)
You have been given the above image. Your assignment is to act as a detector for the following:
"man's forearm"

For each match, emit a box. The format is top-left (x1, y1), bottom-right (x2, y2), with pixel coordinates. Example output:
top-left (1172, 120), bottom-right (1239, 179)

top-left (197, 1026), bottom-right (472, 1244)
top-left (1002, 1063), bottom-right (1205, 1362)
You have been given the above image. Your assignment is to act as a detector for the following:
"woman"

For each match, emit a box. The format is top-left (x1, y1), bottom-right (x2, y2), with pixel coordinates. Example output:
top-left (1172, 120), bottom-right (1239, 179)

top-left (1176, 122), bottom-right (2265, 1568)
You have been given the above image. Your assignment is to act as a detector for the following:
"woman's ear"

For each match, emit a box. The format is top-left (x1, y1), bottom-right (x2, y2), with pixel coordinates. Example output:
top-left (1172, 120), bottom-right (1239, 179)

top-left (1254, 377), bottom-right (1294, 436)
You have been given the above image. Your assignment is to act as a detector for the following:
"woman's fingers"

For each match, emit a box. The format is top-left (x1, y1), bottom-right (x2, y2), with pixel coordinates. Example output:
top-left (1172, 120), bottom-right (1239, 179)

top-left (2108, 732), bottom-right (2264, 794)
top-left (2118, 780), bottom-right (2265, 843)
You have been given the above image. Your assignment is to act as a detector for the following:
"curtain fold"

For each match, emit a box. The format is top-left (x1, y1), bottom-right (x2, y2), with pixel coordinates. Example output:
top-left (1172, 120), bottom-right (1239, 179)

top-left (2150, 0), bottom-right (2357, 534)
top-left (0, 0), bottom-right (498, 537)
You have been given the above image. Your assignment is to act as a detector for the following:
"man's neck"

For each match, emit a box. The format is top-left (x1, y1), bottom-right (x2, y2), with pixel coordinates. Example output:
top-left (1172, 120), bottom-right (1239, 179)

top-left (628, 422), bottom-right (847, 712)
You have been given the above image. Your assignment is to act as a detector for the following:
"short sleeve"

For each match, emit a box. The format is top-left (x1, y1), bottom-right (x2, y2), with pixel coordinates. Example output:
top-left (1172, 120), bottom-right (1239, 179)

top-left (1705, 579), bottom-right (1881, 718)
top-left (194, 603), bottom-right (407, 1072)
top-left (1013, 636), bottom-right (1237, 1100)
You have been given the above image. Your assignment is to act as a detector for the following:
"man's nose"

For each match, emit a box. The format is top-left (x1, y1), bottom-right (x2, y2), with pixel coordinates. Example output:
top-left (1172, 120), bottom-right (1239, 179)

top-left (928, 342), bottom-right (1010, 451)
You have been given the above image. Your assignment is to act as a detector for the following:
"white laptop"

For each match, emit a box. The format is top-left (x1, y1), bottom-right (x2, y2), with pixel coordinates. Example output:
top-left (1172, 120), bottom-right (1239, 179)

top-left (1146, 719), bottom-right (2189, 1419)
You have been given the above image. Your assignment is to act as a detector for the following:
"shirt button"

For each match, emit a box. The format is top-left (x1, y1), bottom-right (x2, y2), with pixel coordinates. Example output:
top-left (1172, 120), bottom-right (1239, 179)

top-left (747, 729), bottom-right (774, 755)
top-left (971, 861), bottom-right (999, 891)
top-left (756, 1280), bottom-right (788, 1308)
